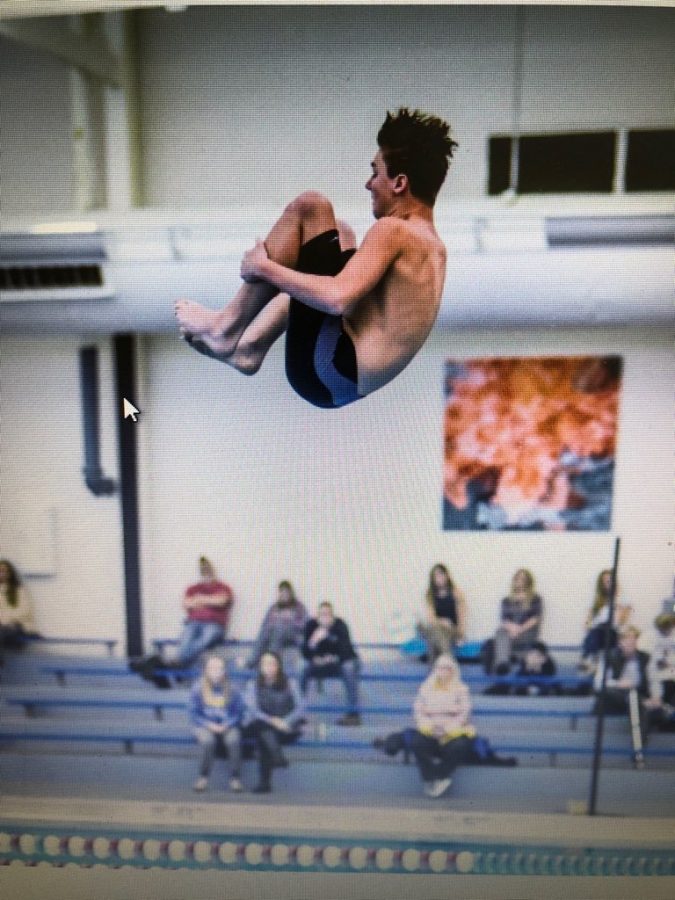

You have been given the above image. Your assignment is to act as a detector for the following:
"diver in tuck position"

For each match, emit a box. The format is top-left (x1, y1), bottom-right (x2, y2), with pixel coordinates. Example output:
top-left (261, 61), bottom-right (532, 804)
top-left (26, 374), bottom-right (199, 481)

top-left (175, 108), bottom-right (457, 408)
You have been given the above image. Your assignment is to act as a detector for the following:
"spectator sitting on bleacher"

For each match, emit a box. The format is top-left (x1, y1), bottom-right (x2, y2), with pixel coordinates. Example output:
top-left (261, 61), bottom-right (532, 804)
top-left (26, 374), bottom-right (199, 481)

top-left (0, 559), bottom-right (37, 650)
top-left (246, 581), bottom-right (307, 670)
top-left (131, 556), bottom-right (233, 685)
top-left (243, 651), bottom-right (305, 794)
top-left (190, 654), bottom-right (245, 794)
top-left (175, 556), bottom-right (233, 666)
top-left (416, 564), bottom-right (467, 665)
top-left (593, 625), bottom-right (650, 716)
top-left (482, 569), bottom-right (543, 675)
top-left (484, 640), bottom-right (558, 696)
top-left (578, 569), bottom-right (632, 674)
top-left (513, 642), bottom-right (558, 695)
top-left (300, 601), bottom-right (361, 726)
top-left (644, 612), bottom-right (675, 731)
top-left (409, 653), bottom-right (476, 798)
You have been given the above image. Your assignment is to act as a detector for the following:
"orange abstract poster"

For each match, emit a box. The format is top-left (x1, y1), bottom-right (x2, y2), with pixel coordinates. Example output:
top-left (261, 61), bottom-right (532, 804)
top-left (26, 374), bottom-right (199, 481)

top-left (443, 356), bottom-right (623, 531)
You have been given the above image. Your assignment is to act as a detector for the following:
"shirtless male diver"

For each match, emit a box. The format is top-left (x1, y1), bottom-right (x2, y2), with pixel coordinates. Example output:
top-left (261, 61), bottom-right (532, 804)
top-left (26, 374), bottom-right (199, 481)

top-left (175, 108), bottom-right (458, 408)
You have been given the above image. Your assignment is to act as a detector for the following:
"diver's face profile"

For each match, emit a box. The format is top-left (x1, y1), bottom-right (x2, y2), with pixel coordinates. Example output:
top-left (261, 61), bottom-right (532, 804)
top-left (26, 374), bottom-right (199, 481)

top-left (366, 150), bottom-right (398, 219)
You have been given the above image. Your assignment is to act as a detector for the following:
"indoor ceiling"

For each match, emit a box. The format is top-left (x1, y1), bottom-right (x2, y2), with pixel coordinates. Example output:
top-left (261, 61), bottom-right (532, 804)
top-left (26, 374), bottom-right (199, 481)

top-left (0, 1), bottom-right (197, 20)
top-left (0, 0), bottom-right (606, 22)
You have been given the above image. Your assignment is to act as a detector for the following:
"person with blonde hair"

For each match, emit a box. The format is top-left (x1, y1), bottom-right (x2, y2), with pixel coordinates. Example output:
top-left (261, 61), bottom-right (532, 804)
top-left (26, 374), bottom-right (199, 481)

top-left (190, 654), bottom-right (245, 793)
top-left (578, 569), bottom-right (632, 673)
top-left (594, 625), bottom-right (650, 716)
top-left (483, 569), bottom-right (543, 675)
top-left (417, 564), bottom-right (467, 665)
top-left (409, 654), bottom-right (476, 798)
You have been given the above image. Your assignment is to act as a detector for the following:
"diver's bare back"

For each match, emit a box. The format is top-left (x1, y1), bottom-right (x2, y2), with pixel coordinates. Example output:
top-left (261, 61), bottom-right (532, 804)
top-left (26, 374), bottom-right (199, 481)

top-left (345, 217), bottom-right (447, 396)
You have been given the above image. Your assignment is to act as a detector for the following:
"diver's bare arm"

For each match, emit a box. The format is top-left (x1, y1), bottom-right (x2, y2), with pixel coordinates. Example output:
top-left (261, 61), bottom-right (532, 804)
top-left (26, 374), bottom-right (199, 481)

top-left (241, 219), bottom-right (403, 316)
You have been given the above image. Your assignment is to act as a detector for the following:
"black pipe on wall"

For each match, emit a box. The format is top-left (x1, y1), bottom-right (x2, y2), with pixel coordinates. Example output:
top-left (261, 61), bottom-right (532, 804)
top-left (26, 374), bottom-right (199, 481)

top-left (78, 345), bottom-right (116, 497)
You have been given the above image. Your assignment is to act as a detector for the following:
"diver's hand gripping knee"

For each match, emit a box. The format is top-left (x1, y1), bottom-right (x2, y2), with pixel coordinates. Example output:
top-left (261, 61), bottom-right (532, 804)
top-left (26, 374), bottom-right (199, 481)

top-left (241, 238), bottom-right (268, 283)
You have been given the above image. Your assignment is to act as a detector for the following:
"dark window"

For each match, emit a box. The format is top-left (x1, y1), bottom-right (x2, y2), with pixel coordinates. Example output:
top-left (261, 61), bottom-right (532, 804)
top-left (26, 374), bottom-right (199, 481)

top-left (626, 129), bottom-right (675, 191)
top-left (488, 136), bottom-right (512, 195)
top-left (489, 132), bottom-right (616, 194)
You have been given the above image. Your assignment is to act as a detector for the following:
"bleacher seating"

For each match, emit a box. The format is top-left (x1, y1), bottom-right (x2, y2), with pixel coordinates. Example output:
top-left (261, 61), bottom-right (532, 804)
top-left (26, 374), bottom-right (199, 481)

top-left (1, 642), bottom-right (674, 814)
top-left (12, 634), bottom-right (118, 655)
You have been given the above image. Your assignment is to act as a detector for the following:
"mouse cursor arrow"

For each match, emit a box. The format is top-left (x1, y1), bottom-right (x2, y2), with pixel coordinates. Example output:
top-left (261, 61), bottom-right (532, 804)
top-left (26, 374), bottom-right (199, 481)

top-left (123, 398), bottom-right (141, 422)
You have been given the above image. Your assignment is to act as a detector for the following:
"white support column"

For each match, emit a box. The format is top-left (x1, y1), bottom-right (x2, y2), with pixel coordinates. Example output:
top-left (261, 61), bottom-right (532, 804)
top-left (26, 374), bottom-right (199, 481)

top-left (69, 69), bottom-right (107, 211)
top-left (1, 10), bottom-right (142, 212)
top-left (68, 15), bottom-right (109, 211)
top-left (104, 10), bottom-right (144, 209)
top-left (0, 17), bottom-right (123, 85)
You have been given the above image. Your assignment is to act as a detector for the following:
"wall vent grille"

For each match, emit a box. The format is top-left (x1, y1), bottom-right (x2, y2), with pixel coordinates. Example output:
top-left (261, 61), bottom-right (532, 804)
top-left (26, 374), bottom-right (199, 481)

top-left (0, 264), bottom-right (104, 291)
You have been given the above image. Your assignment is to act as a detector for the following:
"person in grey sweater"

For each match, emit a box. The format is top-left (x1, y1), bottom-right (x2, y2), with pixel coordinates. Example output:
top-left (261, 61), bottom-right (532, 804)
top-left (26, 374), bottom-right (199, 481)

top-left (243, 651), bottom-right (305, 793)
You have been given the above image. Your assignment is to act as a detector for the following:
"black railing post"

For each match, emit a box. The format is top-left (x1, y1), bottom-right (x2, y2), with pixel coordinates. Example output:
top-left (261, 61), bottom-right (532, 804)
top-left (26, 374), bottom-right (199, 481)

top-left (113, 334), bottom-right (143, 658)
top-left (588, 536), bottom-right (621, 815)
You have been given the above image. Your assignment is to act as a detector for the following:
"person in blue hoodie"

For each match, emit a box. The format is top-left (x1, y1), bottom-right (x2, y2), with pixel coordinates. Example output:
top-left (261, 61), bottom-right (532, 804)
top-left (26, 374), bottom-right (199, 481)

top-left (189, 654), bottom-right (245, 793)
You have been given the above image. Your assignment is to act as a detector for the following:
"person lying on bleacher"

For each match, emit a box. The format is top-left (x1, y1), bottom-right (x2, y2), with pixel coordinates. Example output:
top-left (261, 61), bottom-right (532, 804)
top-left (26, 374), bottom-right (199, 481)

top-left (513, 642), bottom-right (558, 695)
top-left (242, 651), bottom-right (306, 794)
top-left (593, 626), bottom-right (650, 716)
top-left (409, 653), bottom-right (476, 798)
top-left (300, 601), bottom-right (361, 726)
top-left (0, 559), bottom-right (37, 651)
top-left (484, 641), bottom-right (558, 696)
top-left (190, 654), bottom-right (245, 794)
top-left (246, 581), bottom-right (308, 670)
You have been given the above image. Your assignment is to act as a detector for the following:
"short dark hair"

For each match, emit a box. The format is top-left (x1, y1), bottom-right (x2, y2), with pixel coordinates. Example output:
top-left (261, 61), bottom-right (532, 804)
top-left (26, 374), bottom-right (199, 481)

top-left (377, 108), bottom-right (458, 206)
top-left (277, 580), bottom-right (297, 604)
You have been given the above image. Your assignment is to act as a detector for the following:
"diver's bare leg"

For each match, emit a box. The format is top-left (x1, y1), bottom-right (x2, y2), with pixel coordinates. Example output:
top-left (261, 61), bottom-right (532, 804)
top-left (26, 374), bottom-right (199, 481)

top-left (175, 192), bottom-right (338, 357)
top-left (194, 293), bottom-right (289, 375)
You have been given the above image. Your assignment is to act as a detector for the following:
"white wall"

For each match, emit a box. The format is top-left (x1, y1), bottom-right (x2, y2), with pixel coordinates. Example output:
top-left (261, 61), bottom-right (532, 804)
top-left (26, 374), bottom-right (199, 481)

top-left (2, 325), bottom-right (672, 652)
top-left (1, 5), bottom-right (672, 653)
top-left (0, 37), bottom-right (75, 214)
top-left (137, 325), bottom-right (674, 648)
top-left (0, 335), bottom-right (126, 645)
top-left (138, 4), bottom-right (675, 213)
top-left (1, 5), bottom-right (674, 215)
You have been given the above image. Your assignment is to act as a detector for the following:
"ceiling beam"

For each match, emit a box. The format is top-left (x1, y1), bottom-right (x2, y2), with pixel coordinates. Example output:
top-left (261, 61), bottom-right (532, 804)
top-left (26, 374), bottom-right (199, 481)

top-left (0, 2), bottom-right (169, 20)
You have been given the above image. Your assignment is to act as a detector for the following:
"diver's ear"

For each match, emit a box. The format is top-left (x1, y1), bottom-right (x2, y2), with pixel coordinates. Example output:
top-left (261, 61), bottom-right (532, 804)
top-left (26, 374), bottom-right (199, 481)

top-left (392, 173), bottom-right (408, 195)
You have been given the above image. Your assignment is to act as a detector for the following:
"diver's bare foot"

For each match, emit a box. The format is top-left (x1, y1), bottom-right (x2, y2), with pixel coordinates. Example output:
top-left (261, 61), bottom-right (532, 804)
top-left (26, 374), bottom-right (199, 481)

top-left (174, 299), bottom-right (218, 335)
top-left (174, 299), bottom-right (237, 356)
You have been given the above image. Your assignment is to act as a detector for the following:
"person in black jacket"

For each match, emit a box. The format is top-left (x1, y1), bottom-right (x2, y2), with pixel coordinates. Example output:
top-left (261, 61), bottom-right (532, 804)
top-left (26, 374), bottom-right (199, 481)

top-left (594, 626), bottom-right (650, 715)
top-left (513, 641), bottom-right (558, 696)
top-left (485, 640), bottom-right (559, 696)
top-left (300, 602), bottom-right (361, 725)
